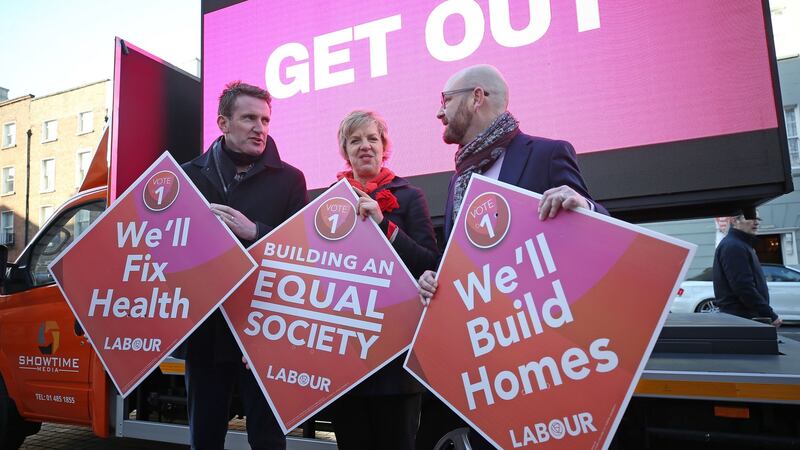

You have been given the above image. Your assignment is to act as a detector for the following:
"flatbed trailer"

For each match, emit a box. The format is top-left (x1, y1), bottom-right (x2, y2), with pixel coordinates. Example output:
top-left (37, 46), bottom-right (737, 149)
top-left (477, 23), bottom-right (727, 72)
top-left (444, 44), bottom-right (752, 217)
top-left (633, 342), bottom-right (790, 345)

top-left (101, 314), bottom-right (800, 449)
top-left (625, 314), bottom-right (800, 449)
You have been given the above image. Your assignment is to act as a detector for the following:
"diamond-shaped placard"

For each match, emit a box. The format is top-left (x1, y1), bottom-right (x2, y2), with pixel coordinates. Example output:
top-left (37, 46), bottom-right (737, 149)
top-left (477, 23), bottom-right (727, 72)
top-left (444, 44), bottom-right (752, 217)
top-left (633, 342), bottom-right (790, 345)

top-left (221, 179), bottom-right (423, 433)
top-left (405, 175), bottom-right (695, 449)
top-left (49, 152), bottom-right (256, 396)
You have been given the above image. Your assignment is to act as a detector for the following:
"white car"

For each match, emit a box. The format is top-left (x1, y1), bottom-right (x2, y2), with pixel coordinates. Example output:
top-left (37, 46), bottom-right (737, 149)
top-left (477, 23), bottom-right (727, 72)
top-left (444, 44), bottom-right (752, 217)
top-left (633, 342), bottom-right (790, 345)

top-left (671, 264), bottom-right (800, 322)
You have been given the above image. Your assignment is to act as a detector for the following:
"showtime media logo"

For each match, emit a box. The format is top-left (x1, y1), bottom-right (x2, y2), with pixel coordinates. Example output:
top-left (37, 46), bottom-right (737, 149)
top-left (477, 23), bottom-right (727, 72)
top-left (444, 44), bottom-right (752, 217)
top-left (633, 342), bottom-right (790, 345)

top-left (17, 320), bottom-right (80, 374)
top-left (38, 320), bottom-right (60, 354)
top-left (266, 365), bottom-right (331, 392)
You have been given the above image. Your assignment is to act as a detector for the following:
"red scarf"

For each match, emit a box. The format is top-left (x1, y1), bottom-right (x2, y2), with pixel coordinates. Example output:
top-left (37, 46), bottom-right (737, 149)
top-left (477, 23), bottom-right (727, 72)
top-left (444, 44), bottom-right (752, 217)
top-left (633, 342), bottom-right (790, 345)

top-left (337, 167), bottom-right (400, 213)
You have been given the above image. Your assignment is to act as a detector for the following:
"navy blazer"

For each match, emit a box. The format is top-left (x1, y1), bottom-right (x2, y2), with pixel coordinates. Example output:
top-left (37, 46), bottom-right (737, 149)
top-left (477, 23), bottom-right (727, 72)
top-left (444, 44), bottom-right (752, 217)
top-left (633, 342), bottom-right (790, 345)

top-left (444, 132), bottom-right (606, 238)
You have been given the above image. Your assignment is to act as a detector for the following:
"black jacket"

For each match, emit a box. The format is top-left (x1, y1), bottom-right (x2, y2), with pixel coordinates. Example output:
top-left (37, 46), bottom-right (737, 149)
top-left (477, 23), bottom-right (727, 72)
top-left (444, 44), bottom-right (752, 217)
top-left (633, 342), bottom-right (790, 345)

top-left (180, 137), bottom-right (307, 364)
top-left (713, 228), bottom-right (777, 321)
top-left (351, 175), bottom-right (439, 396)
top-left (378, 176), bottom-right (439, 279)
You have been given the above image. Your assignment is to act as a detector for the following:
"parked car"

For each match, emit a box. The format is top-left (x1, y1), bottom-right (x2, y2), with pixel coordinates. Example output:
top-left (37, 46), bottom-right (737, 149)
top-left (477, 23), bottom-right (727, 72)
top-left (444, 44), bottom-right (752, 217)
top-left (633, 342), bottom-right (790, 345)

top-left (671, 264), bottom-right (800, 322)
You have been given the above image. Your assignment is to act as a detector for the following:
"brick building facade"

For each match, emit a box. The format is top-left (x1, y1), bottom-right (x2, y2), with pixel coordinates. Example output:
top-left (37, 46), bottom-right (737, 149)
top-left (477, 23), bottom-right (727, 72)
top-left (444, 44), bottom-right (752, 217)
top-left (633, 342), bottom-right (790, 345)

top-left (0, 80), bottom-right (108, 261)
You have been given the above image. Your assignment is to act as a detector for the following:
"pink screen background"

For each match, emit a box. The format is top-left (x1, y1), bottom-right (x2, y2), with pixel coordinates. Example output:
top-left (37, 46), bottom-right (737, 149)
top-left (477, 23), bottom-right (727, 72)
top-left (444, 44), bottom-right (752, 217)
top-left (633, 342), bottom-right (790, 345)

top-left (203, 1), bottom-right (777, 189)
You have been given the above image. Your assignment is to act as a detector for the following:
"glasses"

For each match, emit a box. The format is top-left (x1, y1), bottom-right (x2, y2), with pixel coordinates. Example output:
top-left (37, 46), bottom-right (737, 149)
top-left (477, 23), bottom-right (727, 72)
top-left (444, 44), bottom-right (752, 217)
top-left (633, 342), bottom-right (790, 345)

top-left (440, 87), bottom-right (490, 108)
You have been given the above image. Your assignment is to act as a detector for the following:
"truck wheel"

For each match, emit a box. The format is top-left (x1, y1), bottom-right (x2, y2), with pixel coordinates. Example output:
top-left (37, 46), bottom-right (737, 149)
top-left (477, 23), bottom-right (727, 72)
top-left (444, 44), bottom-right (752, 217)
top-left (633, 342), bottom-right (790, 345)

top-left (695, 299), bottom-right (719, 313)
top-left (0, 376), bottom-right (41, 449)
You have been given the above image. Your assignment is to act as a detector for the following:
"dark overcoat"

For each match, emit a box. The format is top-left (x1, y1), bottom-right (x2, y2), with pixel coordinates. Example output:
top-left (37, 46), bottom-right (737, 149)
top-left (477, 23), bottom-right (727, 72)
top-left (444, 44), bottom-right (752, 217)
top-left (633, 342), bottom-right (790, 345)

top-left (180, 136), bottom-right (307, 365)
top-left (713, 228), bottom-right (776, 321)
top-left (350, 175), bottom-right (439, 396)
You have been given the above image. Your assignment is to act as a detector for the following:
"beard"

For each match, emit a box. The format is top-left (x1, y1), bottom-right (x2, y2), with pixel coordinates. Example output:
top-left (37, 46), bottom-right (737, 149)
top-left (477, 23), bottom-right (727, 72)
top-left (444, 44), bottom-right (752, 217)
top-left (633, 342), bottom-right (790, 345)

top-left (443, 102), bottom-right (473, 145)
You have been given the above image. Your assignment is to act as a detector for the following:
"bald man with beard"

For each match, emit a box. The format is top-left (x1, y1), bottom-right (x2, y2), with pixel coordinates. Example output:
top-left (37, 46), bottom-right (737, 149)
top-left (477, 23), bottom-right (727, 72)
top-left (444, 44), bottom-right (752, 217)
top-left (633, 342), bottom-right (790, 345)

top-left (416, 64), bottom-right (605, 449)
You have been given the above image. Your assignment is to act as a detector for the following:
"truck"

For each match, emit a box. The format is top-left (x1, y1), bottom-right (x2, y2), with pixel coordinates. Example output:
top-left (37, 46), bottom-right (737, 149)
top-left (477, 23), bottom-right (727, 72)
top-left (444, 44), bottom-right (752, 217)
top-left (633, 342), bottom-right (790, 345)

top-left (2, 0), bottom-right (799, 449)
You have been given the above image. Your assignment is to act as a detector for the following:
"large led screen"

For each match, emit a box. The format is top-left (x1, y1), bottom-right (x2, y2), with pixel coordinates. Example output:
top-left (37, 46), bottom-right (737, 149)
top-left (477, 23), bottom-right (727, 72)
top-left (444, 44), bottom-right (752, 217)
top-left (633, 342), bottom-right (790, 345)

top-left (203, 0), bottom-right (788, 219)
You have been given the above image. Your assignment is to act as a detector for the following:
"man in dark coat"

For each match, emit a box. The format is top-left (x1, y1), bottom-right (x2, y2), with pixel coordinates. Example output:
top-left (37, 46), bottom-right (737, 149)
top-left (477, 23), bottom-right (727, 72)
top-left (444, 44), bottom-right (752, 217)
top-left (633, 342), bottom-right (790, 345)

top-left (416, 64), bottom-right (605, 450)
top-left (713, 210), bottom-right (782, 326)
top-left (180, 81), bottom-right (307, 450)
top-left (419, 63), bottom-right (605, 309)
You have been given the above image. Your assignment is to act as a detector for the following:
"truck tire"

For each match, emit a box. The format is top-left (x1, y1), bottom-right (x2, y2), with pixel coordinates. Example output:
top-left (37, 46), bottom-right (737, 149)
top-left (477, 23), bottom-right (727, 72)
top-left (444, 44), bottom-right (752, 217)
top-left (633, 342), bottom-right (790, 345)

top-left (0, 376), bottom-right (41, 449)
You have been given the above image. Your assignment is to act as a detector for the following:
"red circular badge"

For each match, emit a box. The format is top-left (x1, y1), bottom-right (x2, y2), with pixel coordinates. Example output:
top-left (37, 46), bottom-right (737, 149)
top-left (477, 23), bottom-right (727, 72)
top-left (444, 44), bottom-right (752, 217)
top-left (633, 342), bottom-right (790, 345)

top-left (143, 170), bottom-right (180, 212)
top-left (314, 197), bottom-right (357, 241)
top-left (464, 192), bottom-right (511, 249)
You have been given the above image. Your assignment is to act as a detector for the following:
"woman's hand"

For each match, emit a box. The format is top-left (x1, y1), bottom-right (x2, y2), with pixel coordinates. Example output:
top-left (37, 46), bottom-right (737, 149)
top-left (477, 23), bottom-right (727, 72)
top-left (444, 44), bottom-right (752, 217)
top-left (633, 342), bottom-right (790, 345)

top-left (353, 188), bottom-right (384, 224)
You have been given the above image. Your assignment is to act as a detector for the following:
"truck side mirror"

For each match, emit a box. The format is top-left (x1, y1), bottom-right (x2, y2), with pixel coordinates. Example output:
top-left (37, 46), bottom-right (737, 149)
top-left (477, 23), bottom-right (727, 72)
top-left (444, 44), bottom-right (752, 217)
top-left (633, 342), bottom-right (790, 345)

top-left (0, 245), bottom-right (7, 283)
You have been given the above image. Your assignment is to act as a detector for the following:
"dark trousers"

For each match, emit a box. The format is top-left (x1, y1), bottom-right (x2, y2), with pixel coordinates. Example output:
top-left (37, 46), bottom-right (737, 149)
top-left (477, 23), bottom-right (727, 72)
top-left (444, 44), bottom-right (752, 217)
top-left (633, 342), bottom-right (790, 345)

top-left (416, 393), bottom-right (494, 450)
top-left (332, 393), bottom-right (421, 450)
top-left (185, 359), bottom-right (285, 450)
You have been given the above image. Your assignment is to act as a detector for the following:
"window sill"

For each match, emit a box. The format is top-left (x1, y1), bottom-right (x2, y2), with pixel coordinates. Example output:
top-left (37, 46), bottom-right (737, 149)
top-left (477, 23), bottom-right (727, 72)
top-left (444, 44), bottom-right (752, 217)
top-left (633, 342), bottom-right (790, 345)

top-left (39, 189), bottom-right (55, 194)
top-left (1, 144), bottom-right (16, 150)
top-left (1, 191), bottom-right (15, 196)
top-left (41, 138), bottom-right (57, 144)
top-left (76, 130), bottom-right (93, 136)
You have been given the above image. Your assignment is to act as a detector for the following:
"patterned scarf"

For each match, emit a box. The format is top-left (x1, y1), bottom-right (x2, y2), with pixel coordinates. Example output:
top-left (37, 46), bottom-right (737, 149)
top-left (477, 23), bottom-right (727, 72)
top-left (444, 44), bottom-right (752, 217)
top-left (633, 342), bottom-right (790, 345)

top-left (452, 112), bottom-right (520, 224)
top-left (221, 137), bottom-right (263, 166)
top-left (336, 167), bottom-right (400, 213)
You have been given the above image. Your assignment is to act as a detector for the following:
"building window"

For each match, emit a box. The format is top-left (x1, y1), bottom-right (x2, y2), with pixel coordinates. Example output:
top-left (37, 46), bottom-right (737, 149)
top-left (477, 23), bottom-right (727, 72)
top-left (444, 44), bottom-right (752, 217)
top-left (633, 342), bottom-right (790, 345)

top-left (76, 149), bottom-right (92, 186)
top-left (785, 105), bottom-right (799, 168)
top-left (77, 111), bottom-right (93, 134)
top-left (1, 166), bottom-right (14, 195)
top-left (0, 211), bottom-right (13, 246)
top-left (2, 122), bottom-right (15, 148)
top-left (41, 158), bottom-right (55, 192)
top-left (42, 119), bottom-right (58, 142)
top-left (40, 205), bottom-right (54, 225)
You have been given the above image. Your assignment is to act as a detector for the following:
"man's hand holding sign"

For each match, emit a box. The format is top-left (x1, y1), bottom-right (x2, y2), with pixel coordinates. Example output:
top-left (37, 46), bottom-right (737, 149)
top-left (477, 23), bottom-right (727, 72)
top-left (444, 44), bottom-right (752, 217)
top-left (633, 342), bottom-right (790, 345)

top-left (405, 175), bottom-right (695, 450)
top-left (210, 203), bottom-right (259, 241)
top-left (417, 183), bottom-right (589, 306)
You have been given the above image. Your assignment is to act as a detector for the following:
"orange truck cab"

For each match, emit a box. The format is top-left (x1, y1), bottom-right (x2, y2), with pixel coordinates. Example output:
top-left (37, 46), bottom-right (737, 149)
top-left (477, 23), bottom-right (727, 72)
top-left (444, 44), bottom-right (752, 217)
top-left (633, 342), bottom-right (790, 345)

top-left (0, 134), bottom-right (336, 449)
top-left (0, 186), bottom-right (109, 448)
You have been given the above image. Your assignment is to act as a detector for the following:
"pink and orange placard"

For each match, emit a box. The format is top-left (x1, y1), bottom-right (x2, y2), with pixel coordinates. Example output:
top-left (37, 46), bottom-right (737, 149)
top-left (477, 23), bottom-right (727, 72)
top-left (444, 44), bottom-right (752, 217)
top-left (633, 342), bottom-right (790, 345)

top-left (221, 179), bottom-right (423, 432)
top-left (50, 152), bottom-right (256, 396)
top-left (405, 174), bottom-right (695, 449)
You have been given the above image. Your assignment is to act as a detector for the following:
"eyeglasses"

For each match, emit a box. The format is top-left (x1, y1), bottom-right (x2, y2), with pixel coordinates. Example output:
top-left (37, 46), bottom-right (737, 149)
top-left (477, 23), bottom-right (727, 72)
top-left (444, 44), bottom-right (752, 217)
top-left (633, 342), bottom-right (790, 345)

top-left (440, 87), bottom-right (490, 108)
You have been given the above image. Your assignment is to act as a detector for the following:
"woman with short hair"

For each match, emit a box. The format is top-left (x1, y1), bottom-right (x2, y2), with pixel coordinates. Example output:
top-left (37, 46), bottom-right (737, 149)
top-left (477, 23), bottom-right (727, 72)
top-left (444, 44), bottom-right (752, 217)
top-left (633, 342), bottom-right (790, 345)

top-left (331, 110), bottom-right (439, 450)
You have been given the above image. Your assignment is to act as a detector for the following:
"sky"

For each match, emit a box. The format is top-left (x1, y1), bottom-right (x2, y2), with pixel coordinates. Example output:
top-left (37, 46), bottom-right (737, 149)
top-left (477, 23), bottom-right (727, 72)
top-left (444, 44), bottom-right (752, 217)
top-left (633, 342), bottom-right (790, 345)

top-left (771, 0), bottom-right (800, 60)
top-left (0, 0), bottom-right (200, 99)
